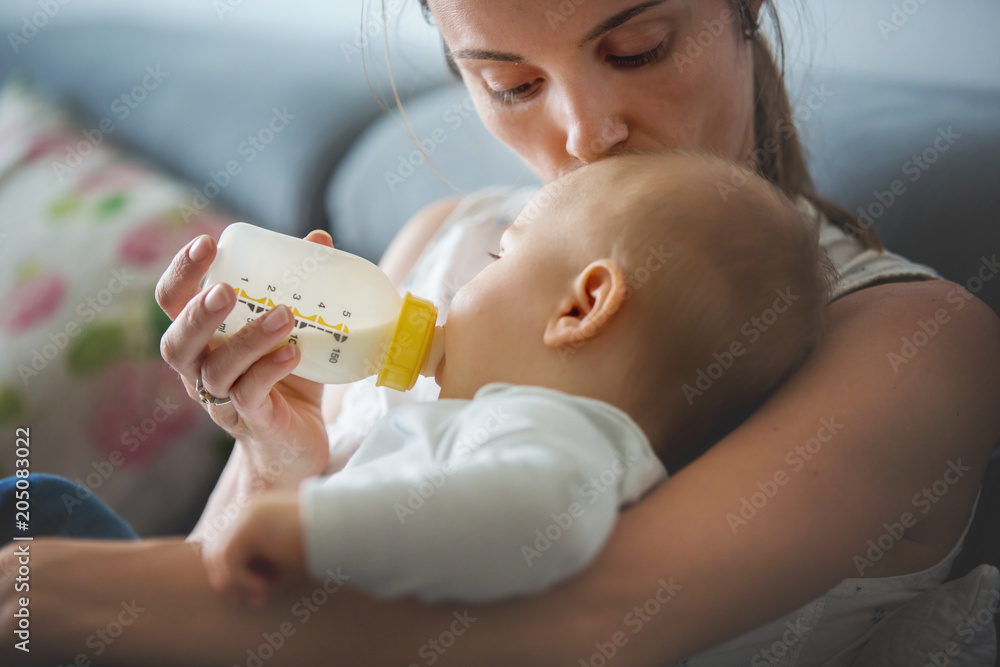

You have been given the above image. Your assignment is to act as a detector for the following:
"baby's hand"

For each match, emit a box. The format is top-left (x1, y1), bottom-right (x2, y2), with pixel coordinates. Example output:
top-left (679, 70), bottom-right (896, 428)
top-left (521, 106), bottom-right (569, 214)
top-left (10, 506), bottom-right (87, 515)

top-left (202, 490), bottom-right (305, 609)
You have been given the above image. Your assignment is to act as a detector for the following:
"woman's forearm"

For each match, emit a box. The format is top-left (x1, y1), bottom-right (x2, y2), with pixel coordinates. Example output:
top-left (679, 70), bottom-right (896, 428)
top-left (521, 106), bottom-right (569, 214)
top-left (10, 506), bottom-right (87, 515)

top-left (13, 537), bottom-right (597, 667)
top-left (193, 376), bottom-right (359, 543)
top-left (188, 443), bottom-right (250, 543)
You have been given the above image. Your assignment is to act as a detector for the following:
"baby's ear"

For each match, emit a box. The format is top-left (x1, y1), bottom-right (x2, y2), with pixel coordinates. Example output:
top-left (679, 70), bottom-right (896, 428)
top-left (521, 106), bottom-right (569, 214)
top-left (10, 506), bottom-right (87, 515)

top-left (543, 259), bottom-right (626, 350)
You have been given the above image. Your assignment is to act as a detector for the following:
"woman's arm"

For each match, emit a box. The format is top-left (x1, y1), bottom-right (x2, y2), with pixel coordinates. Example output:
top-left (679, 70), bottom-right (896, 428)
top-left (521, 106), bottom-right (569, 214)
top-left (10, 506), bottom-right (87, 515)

top-left (188, 198), bottom-right (463, 536)
top-left (7, 279), bottom-right (999, 666)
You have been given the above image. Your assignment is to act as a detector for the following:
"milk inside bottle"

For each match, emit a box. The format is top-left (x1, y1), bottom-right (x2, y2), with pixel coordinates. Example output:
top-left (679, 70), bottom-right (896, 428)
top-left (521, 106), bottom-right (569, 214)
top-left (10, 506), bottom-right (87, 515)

top-left (201, 222), bottom-right (443, 391)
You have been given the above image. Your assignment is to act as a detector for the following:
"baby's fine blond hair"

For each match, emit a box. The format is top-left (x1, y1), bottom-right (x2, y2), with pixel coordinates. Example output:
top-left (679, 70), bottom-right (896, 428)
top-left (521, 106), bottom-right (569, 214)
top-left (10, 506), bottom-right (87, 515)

top-left (559, 152), bottom-right (837, 454)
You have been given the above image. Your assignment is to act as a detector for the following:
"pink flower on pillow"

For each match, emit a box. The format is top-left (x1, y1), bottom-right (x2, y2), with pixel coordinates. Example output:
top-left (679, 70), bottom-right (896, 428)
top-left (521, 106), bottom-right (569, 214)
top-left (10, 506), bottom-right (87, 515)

top-left (85, 359), bottom-right (201, 467)
top-left (76, 162), bottom-right (150, 194)
top-left (118, 211), bottom-right (231, 268)
top-left (0, 271), bottom-right (66, 335)
top-left (23, 129), bottom-right (84, 163)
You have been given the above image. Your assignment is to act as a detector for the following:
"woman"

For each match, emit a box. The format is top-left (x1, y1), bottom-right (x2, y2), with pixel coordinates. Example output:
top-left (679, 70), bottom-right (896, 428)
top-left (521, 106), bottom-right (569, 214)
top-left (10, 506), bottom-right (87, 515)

top-left (2, 0), bottom-right (998, 664)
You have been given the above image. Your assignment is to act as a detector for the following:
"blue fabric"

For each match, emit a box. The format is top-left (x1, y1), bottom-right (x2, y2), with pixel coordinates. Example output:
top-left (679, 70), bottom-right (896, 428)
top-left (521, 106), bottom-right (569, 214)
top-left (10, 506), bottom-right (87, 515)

top-left (0, 474), bottom-right (138, 547)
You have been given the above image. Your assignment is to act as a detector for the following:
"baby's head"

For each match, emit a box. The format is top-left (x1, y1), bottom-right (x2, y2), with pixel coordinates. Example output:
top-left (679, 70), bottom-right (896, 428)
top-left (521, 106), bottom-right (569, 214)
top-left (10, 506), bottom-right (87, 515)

top-left (440, 152), bottom-right (834, 458)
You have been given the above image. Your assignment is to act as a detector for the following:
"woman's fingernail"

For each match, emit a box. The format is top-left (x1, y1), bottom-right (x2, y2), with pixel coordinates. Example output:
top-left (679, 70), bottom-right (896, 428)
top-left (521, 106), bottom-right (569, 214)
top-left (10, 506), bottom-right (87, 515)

top-left (262, 305), bottom-right (291, 332)
top-left (204, 283), bottom-right (232, 313)
top-left (272, 345), bottom-right (295, 363)
top-left (188, 235), bottom-right (213, 262)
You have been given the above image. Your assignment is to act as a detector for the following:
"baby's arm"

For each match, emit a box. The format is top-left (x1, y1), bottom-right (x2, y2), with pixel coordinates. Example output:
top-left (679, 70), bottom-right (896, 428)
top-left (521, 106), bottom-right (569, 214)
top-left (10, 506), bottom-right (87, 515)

top-left (300, 396), bottom-right (661, 602)
top-left (201, 490), bottom-right (305, 608)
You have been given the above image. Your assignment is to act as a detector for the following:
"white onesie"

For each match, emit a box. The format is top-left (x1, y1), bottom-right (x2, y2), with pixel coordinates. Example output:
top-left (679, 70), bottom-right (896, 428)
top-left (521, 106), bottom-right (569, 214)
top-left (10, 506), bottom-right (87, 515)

top-left (300, 382), bottom-right (667, 602)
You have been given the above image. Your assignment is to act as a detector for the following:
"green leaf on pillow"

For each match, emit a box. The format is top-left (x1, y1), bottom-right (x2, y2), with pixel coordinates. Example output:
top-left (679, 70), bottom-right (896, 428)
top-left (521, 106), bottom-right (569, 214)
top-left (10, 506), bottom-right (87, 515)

top-left (49, 196), bottom-right (81, 219)
top-left (0, 384), bottom-right (26, 426)
top-left (66, 322), bottom-right (127, 375)
top-left (96, 194), bottom-right (128, 221)
top-left (147, 297), bottom-right (173, 354)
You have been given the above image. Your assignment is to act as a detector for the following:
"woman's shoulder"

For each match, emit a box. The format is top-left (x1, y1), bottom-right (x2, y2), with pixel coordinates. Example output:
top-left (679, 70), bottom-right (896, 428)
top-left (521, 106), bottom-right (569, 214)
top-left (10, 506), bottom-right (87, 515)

top-left (796, 197), bottom-right (942, 301)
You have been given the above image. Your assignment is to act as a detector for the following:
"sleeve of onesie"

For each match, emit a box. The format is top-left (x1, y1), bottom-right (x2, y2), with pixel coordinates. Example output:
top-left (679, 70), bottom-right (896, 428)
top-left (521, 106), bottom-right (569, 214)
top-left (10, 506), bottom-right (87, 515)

top-left (299, 392), bottom-right (648, 602)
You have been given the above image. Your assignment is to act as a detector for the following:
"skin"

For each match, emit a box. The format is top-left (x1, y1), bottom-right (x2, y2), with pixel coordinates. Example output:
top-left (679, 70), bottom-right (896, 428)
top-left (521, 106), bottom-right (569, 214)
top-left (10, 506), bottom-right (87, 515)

top-left (2, 1), bottom-right (999, 664)
top-left (203, 154), bottom-right (748, 609)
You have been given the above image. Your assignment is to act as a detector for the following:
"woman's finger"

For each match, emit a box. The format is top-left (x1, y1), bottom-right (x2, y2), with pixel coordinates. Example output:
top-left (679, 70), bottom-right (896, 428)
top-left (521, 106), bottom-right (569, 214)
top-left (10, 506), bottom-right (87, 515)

top-left (227, 343), bottom-right (302, 412)
top-left (304, 229), bottom-right (334, 248)
top-left (159, 281), bottom-right (237, 382)
top-left (198, 304), bottom-right (296, 404)
top-left (155, 234), bottom-right (218, 321)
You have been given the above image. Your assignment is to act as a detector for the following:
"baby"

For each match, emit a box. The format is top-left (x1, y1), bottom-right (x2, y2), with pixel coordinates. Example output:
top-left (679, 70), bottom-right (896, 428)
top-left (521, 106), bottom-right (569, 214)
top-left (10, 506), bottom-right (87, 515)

top-left (202, 151), bottom-right (835, 607)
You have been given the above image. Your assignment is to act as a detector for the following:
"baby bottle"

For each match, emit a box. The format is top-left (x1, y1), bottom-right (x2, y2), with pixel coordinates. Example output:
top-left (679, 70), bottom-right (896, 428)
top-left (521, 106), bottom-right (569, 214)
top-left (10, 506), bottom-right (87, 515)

top-left (201, 222), bottom-right (443, 391)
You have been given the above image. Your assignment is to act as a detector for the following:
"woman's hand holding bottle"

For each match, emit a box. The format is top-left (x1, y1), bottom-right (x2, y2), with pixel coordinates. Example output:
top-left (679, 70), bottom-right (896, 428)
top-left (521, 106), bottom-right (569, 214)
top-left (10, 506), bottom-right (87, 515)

top-left (155, 230), bottom-right (335, 489)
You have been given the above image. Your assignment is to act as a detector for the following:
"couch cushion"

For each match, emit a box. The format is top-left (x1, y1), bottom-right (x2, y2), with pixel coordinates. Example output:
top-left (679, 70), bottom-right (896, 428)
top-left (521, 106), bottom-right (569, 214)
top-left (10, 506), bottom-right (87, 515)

top-left (0, 78), bottom-right (235, 535)
top-left (327, 86), bottom-right (540, 262)
top-left (800, 75), bottom-right (1000, 315)
top-left (0, 10), bottom-right (449, 237)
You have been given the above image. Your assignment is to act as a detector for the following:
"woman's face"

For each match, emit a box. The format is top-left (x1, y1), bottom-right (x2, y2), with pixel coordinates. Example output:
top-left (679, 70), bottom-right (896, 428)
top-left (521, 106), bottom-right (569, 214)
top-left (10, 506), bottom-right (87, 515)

top-left (427, 0), bottom-right (761, 183)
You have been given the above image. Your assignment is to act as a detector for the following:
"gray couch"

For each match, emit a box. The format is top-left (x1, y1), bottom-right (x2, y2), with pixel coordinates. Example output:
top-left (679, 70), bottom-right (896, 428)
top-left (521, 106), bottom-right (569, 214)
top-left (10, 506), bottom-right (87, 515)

top-left (1, 0), bottom-right (997, 640)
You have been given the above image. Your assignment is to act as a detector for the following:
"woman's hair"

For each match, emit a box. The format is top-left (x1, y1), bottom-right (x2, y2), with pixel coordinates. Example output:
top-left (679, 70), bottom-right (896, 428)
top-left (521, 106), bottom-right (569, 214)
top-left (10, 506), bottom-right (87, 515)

top-left (409, 0), bottom-right (882, 250)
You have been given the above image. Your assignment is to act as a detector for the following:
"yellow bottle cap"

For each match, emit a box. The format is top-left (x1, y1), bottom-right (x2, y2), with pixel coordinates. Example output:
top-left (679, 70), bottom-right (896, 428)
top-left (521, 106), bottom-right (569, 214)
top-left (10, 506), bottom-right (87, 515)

top-left (376, 292), bottom-right (439, 392)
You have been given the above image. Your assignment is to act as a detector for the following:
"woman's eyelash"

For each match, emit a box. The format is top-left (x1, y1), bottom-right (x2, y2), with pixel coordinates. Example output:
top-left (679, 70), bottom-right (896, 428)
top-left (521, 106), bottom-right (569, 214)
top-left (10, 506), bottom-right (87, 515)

top-left (489, 39), bottom-right (669, 105)
top-left (487, 251), bottom-right (501, 260)
top-left (605, 40), bottom-right (669, 68)
top-left (490, 82), bottom-right (536, 105)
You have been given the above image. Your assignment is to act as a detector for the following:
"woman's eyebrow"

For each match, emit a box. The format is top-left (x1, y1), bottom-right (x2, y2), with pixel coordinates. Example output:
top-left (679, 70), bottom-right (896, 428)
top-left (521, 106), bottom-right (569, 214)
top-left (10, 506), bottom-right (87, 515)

top-left (451, 0), bottom-right (669, 62)
top-left (579, 0), bottom-right (669, 46)
top-left (451, 48), bottom-right (523, 63)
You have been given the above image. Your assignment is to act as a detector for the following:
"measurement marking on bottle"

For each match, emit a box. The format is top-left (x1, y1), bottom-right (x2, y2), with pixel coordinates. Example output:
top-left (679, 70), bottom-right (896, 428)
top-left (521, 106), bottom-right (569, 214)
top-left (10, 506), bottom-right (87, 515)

top-left (233, 289), bottom-right (349, 343)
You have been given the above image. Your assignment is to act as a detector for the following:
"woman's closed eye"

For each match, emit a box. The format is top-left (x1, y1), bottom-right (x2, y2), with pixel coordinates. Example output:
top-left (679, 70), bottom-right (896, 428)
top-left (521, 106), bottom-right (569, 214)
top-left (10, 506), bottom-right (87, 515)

top-left (487, 38), bottom-right (670, 105)
top-left (489, 80), bottom-right (541, 105)
top-left (487, 251), bottom-right (501, 261)
top-left (604, 38), bottom-right (670, 69)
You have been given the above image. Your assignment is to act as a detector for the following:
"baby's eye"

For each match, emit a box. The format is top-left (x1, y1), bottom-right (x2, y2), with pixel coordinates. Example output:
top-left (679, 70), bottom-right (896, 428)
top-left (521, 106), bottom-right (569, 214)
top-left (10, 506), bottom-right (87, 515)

top-left (487, 251), bottom-right (501, 261)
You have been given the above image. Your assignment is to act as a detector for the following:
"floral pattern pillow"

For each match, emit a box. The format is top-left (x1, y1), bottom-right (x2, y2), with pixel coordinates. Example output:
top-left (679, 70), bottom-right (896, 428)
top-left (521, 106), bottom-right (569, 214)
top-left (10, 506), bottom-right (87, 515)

top-left (0, 78), bottom-right (235, 535)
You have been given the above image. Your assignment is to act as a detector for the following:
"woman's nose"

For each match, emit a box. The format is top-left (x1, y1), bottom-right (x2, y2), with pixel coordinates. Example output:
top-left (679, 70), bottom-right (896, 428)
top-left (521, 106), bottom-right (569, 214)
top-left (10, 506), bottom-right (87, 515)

top-left (561, 93), bottom-right (629, 165)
